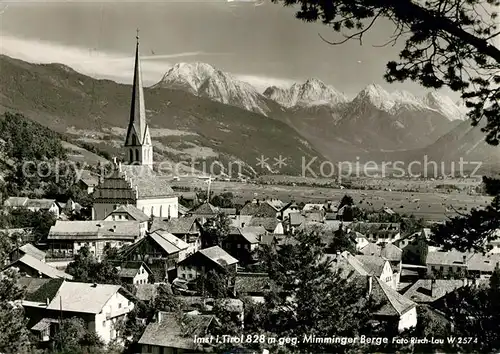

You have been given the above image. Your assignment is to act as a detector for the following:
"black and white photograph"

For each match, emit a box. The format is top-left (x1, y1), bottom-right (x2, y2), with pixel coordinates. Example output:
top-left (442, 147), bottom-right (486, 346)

top-left (0, 0), bottom-right (499, 353)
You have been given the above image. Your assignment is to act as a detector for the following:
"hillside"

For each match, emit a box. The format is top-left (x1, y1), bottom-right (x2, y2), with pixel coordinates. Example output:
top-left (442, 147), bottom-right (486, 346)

top-left (0, 55), bottom-right (326, 176)
top-left (363, 119), bottom-right (500, 174)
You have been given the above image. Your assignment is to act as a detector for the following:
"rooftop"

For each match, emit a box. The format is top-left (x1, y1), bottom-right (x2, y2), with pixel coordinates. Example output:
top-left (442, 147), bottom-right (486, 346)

top-left (403, 279), bottom-right (481, 303)
top-left (247, 217), bottom-right (279, 231)
top-left (18, 243), bottom-right (46, 261)
top-left (48, 220), bottom-right (142, 240)
top-left (150, 216), bottom-right (199, 234)
top-left (4, 254), bottom-right (73, 280)
top-left (198, 246), bottom-right (238, 267)
top-left (46, 281), bottom-right (126, 314)
top-left (105, 204), bottom-right (150, 222)
top-left (371, 277), bottom-right (416, 317)
top-left (359, 242), bottom-right (403, 262)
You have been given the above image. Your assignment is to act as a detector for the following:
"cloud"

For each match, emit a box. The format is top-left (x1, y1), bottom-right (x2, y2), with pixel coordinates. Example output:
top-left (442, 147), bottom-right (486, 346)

top-left (0, 34), bottom-right (296, 91)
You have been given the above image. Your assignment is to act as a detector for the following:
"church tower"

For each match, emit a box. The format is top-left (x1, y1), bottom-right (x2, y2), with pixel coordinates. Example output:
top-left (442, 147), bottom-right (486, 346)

top-left (124, 29), bottom-right (153, 169)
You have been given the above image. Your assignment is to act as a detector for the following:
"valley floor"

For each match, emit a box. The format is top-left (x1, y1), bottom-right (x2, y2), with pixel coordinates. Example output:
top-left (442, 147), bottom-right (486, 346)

top-left (172, 179), bottom-right (492, 222)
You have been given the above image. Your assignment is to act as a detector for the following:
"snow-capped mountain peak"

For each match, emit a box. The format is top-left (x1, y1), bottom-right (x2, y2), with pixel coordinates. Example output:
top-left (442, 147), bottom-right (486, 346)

top-left (153, 62), bottom-right (217, 94)
top-left (263, 78), bottom-right (348, 108)
top-left (152, 62), bottom-right (270, 115)
top-left (424, 91), bottom-right (466, 121)
top-left (353, 84), bottom-right (395, 111)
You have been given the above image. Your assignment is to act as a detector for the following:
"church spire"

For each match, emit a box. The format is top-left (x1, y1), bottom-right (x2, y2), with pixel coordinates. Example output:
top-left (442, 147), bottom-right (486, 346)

top-left (124, 29), bottom-right (153, 168)
top-left (126, 28), bottom-right (147, 145)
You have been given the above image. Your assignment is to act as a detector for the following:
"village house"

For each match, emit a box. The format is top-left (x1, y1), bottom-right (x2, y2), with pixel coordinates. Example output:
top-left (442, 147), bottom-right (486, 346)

top-left (47, 220), bottom-right (145, 260)
top-left (222, 227), bottom-right (260, 265)
top-left (327, 252), bottom-right (416, 331)
top-left (279, 202), bottom-right (301, 220)
top-left (302, 203), bottom-right (325, 213)
top-left (349, 222), bottom-right (401, 244)
top-left (286, 212), bottom-right (305, 235)
top-left (109, 260), bottom-right (153, 285)
top-left (104, 204), bottom-right (150, 235)
top-left (22, 280), bottom-right (135, 345)
top-left (91, 36), bottom-right (178, 220)
top-left (3, 254), bottom-right (73, 279)
top-left (3, 197), bottom-right (60, 217)
top-left (138, 311), bottom-right (216, 354)
top-left (347, 230), bottom-right (370, 250)
top-left (365, 275), bottom-right (418, 332)
top-left (56, 198), bottom-right (82, 217)
top-left (426, 251), bottom-right (500, 278)
top-left (329, 251), bottom-right (398, 290)
top-left (247, 216), bottom-right (282, 234)
top-left (355, 254), bottom-right (400, 290)
top-left (359, 242), bottom-right (403, 282)
top-left (177, 246), bottom-right (238, 285)
top-left (8, 243), bottom-right (46, 264)
top-left (78, 171), bottom-right (99, 194)
top-left (189, 202), bottom-right (219, 221)
top-left (117, 230), bottom-right (189, 282)
top-left (393, 228), bottom-right (434, 265)
top-left (231, 215), bottom-right (253, 228)
top-left (239, 200), bottom-right (279, 218)
top-left (150, 215), bottom-right (203, 254)
top-left (265, 198), bottom-right (284, 211)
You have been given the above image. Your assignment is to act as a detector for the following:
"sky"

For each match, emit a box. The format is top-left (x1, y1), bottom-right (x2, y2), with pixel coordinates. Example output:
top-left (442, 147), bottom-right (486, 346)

top-left (0, 0), bottom-right (491, 99)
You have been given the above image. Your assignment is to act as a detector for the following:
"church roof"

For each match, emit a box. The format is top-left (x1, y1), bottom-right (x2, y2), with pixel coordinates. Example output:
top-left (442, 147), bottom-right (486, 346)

top-left (93, 165), bottom-right (175, 200)
top-left (121, 165), bottom-right (175, 198)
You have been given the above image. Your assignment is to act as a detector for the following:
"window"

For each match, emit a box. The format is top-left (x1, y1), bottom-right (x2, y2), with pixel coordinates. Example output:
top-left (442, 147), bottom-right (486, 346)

top-left (135, 149), bottom-right (139, 162)
top-left (188, 273), bottom-right (193, 279)
top-left (237, 244), bottom-right (241, 249)
top-left (129, 149), bottom-right (133, 162)
top-left (102, 321), bottom-right (106, 327)
top-left (118, 303), bottom-right (122, 309)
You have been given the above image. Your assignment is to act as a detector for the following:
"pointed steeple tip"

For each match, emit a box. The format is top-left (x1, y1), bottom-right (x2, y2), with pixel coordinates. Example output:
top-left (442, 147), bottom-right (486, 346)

top-left (136, 28), bottom-right (140, 41)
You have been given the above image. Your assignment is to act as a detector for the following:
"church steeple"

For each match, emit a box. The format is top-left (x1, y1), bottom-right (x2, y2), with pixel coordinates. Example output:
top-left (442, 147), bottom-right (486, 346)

top-left (124, 29), bottom-right (153, 169)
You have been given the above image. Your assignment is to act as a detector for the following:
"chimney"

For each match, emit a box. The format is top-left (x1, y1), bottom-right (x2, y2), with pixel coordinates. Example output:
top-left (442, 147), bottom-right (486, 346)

top-left (118, 161), bottom-right (122, 172)
top-left (157, 311), bottom-right (163, 323)
top-left (431, 278), bottom-right (436, 297)
top-left (462, 255), bottom-right (467, 265)
top-left (367, 276), bottom-right (373, 297)
top-left (113, 157), bottom-right (117, 166)
top-left (46, 298), bottom-right (50, 306)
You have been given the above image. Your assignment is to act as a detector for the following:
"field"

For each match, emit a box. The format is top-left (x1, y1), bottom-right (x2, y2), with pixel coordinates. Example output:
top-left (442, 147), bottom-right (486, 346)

top-left (172, 178), bottom-right (493, 222)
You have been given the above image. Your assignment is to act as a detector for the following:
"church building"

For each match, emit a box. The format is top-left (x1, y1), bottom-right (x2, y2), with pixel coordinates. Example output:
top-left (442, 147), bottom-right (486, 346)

top-left (92, 32), bottom-right (179, 220)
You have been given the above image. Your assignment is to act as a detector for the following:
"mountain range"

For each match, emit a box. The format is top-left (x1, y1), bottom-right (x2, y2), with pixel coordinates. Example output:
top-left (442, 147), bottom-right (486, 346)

top-left (0, 55), bottom-right (498, 176)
